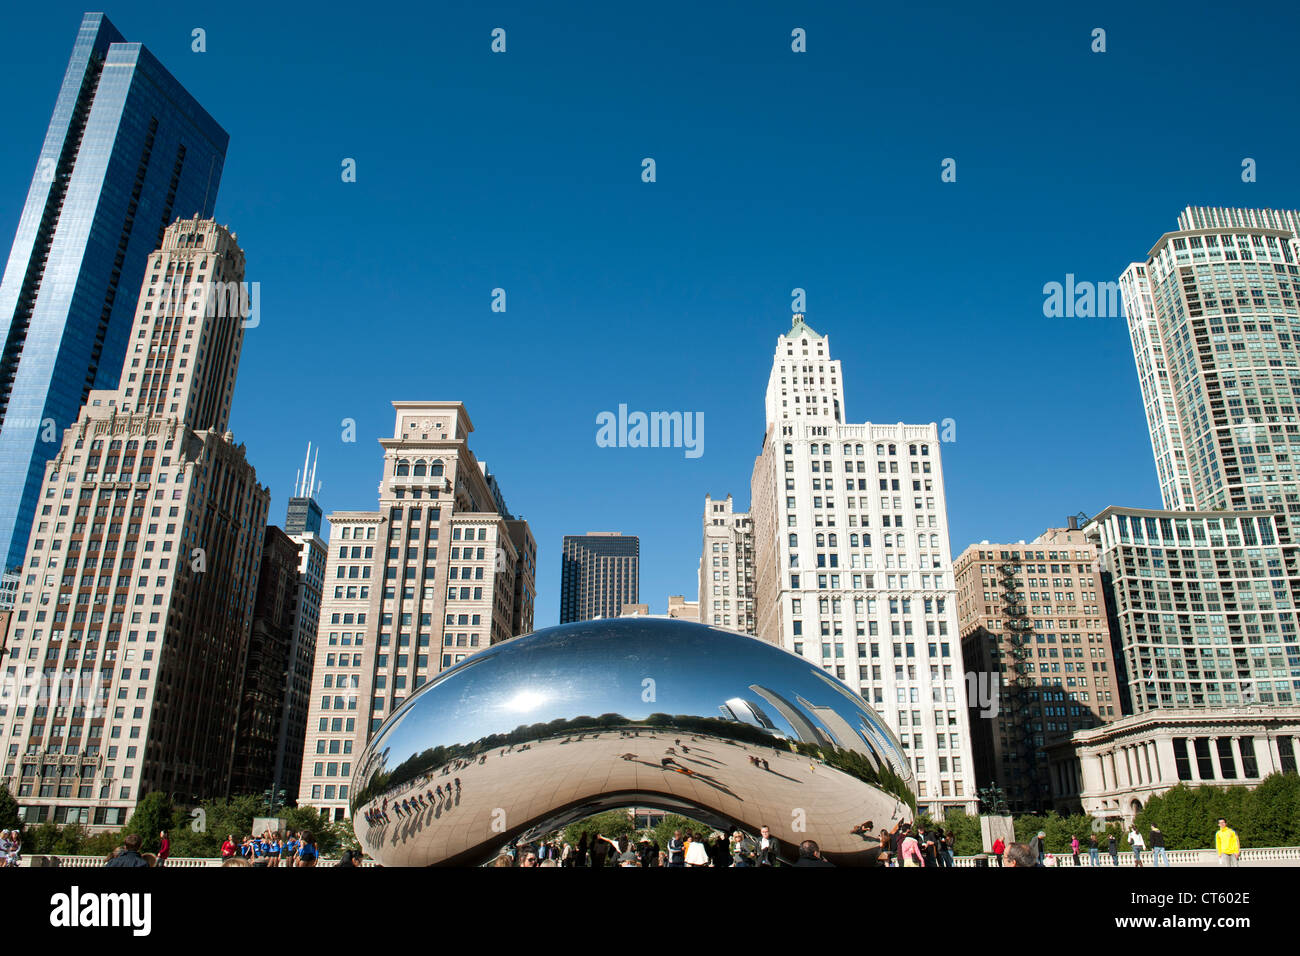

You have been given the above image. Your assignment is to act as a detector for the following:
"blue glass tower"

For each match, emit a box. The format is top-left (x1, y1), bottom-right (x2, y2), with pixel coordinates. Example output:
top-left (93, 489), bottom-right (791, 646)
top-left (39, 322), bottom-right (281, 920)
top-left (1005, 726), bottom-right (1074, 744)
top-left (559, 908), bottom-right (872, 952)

top-left (0, 13), bottom-right (228, 569)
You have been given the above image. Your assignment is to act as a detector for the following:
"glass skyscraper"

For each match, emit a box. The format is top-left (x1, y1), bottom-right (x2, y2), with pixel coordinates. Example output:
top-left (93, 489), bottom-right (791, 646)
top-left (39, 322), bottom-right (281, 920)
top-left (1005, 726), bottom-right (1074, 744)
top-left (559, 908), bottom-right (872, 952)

top-left (0, 12), bottom-right (228, 570)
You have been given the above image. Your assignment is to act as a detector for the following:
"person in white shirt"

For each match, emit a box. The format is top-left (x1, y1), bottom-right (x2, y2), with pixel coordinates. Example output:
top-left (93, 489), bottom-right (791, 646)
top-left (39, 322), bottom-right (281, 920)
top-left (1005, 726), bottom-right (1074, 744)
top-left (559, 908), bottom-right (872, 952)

top-left (684, 832), bottom-right (710, 867)
top-left (1127, 827), bottom-right (1146, 867)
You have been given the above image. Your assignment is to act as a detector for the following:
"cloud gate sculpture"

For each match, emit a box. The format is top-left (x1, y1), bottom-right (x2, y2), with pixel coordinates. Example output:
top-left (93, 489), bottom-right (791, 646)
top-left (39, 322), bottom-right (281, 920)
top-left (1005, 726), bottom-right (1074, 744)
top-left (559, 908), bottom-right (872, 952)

top-left (351, 618), bottom-right (916, 866)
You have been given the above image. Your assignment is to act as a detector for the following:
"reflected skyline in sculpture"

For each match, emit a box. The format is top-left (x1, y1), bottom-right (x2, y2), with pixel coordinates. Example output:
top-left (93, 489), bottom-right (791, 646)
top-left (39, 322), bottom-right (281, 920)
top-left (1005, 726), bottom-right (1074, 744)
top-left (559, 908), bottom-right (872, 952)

top-left (352, 618), bottom-right (915, 865)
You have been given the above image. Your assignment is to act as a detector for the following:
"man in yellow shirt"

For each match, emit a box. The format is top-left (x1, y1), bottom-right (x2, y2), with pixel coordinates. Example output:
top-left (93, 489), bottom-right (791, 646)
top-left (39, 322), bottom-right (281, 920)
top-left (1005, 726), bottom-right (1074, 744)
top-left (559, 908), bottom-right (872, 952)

top-left (1214, 818), bottom-right (1240, 866)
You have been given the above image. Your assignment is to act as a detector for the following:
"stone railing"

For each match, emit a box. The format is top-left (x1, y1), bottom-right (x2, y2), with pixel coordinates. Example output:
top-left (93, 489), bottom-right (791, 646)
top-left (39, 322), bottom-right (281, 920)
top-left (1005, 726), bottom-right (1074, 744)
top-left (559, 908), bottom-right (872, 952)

top-left (18, 846), bottom-right (1300, 868)
top-left (23, 855), bottom-right (376, 868)
top-left (952, 846), bottom-right (1300, 866)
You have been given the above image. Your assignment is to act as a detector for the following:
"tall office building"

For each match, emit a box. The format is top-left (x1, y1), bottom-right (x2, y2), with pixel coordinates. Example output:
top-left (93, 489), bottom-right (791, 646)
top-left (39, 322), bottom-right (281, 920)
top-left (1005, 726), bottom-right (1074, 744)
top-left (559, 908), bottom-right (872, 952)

top-left (296, 402), bottom-right (535, 820)
top-left (559, 533), bottom-right (639, 623)
top-left (954, 524), bottom-right (1120, 812)
top-left (749, 315), bottom-right (977, 815)
top-left (1120, 207), bottom-right (1300, 517)
top-left (0, 220), bottom-right (268, 827)
top-left (699, 495), bottom-right (756, 633)
top-left (0, 12), bottom-right (228, 571)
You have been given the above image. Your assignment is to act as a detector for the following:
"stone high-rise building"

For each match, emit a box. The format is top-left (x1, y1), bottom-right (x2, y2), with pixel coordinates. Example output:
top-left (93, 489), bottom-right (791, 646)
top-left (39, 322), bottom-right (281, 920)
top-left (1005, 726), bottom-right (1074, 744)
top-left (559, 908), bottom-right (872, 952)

top-left (296, 402), bottom-right (535, 820)
top-left (699, 494), bottom-right (755, 633)
top-left (749, 315), bottom-right (977, 816)
top-left (559, 533), bottom-right (639, 623)
top-left (0, 219), bottom-right (268, 828)
top-left (0, 13), bottom-right (229, 571)
top-left (954, 524), bottom-right (1120, 812)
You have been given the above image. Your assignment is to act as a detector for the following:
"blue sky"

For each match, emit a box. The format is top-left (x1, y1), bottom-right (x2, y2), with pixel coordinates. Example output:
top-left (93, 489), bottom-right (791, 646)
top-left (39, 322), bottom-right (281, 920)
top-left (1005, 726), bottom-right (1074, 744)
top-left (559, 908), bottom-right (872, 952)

top-left (2, 2), bottom-right (1299, 626)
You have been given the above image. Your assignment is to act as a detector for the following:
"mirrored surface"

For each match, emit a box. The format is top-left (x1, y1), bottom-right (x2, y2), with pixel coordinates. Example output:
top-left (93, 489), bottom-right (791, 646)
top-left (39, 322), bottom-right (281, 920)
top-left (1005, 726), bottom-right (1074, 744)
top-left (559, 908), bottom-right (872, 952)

top-left (352, 618), bottom-right (915, 865)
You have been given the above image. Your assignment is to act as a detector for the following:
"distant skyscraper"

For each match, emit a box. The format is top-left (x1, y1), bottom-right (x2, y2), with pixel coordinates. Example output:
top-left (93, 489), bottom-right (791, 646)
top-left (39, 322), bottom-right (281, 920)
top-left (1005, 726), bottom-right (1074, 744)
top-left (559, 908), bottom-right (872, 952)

top-left (286, 443), bottom-right (323, 535)
top-left (0, 12), bottom-right (229, 571)
top-left (559, 533), bottom-right (639, 623)
top-left (749, 314), bottom-right (977, 816)
top-left (0, 220), bottom-right (268, 827)
top-left (699, 494), bottom-right (755, 633)
top-left (296, 402), bottom-right (536, 820)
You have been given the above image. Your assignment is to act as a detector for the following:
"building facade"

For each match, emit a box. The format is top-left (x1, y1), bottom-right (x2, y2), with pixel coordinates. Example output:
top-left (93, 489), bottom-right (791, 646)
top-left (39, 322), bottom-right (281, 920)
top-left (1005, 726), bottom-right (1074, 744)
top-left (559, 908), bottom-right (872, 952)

top-left (749, 315), bottom-right (977, 815)
top-left (231, 526), bottom-right (300, 797)
top-left (954, 524), bottom-right (1120, 812)
top-left (0, 12), bottom-right (229, 570)
top-left (666, 595), bottom-right (699, 622)
top-left (1121, 207), bottom-right (1300, 518)
top-left (1085, 506), bottom-right (1298, 713)
top-left (559, 533), bottom-right (638, 623)
top-left (1044, 706), bottom-right (1300, 822)
top-left (699, 494), bottom-right (755, 633)
top-left (0, 219), bottom-right (268, 827)
top-left (295, 402), bottom-right (535, 820)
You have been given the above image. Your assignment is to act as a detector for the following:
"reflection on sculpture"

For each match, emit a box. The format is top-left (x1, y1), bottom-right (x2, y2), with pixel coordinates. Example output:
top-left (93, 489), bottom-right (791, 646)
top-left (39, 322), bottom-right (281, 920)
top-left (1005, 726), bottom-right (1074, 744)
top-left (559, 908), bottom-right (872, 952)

top-left (351, 618), bottom-right (916, 866)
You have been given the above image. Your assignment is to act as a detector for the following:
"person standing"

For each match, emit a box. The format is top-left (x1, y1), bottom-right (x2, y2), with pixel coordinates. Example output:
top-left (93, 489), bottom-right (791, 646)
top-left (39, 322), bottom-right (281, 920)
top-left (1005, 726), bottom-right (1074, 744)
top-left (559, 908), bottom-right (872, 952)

top-left (1070, 835), bottom-right (1080, 866)
top-left (1127, 826), bottom-right (1145, 867)
top-left (1027, 831), bottom-right (1042, 866)
top-left (1215, 818), bottom-right (1241, 867)
top-left (685, 832), bottom-right (710, 867)
top-left (666, 830), bottom-right (685, 868)
top-left (899, 827), bottom-right (925, 867)
top-left (1149, 826), bottom-right (1167, 867)
top-left (1088, 834), bottom-right (1100, 867)
top-left (755, 825), bottom-right (780, 866)
top-left (991, 836), bottom-right (1005, 867)
top-left (1108, 832), bottom-right (1119, 867)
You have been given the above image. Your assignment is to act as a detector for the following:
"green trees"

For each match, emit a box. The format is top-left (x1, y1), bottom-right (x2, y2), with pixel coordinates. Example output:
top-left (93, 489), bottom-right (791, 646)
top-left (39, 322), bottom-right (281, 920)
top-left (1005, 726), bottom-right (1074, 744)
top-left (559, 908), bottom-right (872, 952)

top-left (123, 792), bottom-right (175, 852)
top-left (562, 809), bottom-right (635, 847)
top-left (0, 785), bottom-right (20, 832)
top-left (1135, 774), bottom-right (1300, 850)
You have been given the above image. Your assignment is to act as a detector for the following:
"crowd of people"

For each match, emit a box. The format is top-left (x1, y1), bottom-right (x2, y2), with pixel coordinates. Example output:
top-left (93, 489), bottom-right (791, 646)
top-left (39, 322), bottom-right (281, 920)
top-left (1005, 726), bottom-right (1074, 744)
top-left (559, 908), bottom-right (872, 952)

top-left (494, 825), bottom-right (833, 867)
top-left (217, 829), bottom-right (321, 867)
top-left (985, 819), bottom-right (1242, 868)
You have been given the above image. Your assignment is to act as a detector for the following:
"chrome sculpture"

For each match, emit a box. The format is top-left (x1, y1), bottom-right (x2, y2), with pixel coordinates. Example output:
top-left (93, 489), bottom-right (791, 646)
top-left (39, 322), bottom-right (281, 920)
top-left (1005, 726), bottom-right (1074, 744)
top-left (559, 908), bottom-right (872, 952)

top-left (351, 618), bottom-right (915, 866)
